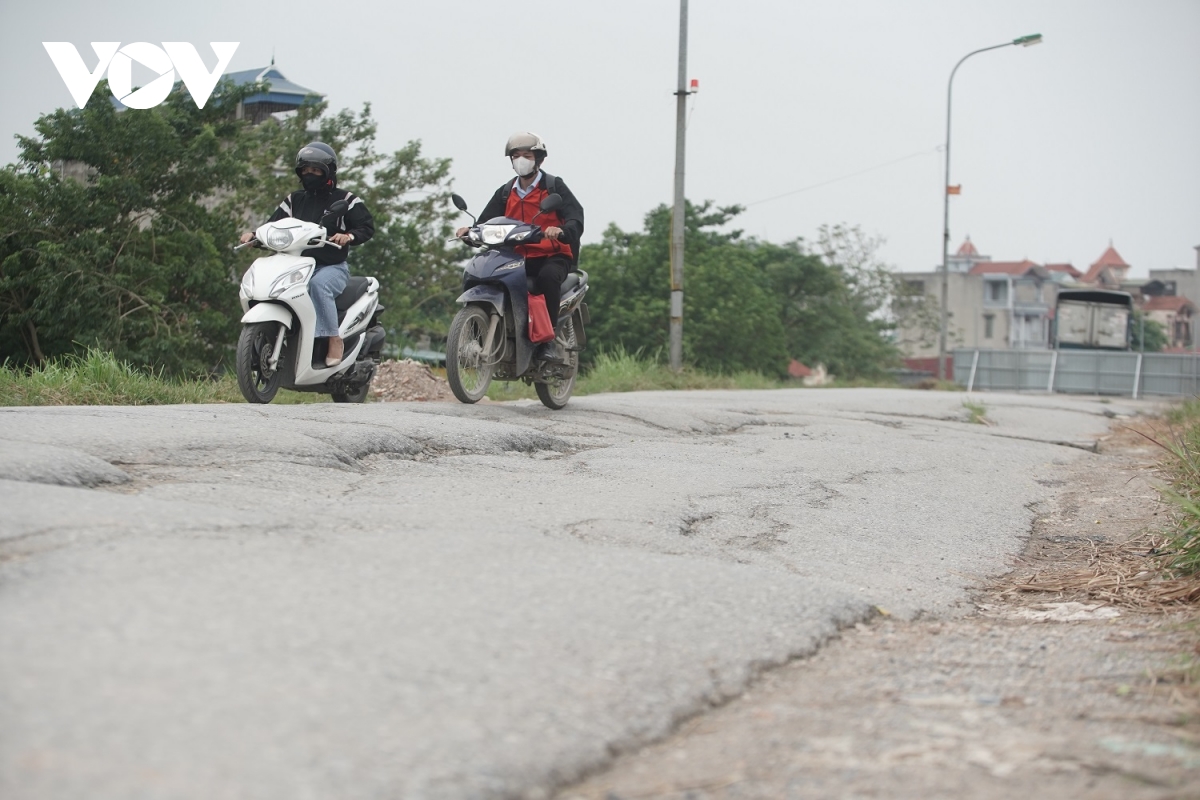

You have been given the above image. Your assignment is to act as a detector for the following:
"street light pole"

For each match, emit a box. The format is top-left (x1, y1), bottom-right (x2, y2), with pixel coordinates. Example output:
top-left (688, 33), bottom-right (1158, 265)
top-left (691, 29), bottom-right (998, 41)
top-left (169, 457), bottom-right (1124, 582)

top-left (938, 33), bottom-right (1042, 380)
top-left (669, 0), bottom-right (690, 372)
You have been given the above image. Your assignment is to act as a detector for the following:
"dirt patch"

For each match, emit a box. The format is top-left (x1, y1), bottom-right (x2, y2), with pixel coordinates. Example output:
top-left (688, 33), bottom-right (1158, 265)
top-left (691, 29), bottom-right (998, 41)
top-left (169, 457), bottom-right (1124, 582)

top-left (371, 359), bottom-right (455, 403)
top-left (556, 416), bottom-right (1200, 799)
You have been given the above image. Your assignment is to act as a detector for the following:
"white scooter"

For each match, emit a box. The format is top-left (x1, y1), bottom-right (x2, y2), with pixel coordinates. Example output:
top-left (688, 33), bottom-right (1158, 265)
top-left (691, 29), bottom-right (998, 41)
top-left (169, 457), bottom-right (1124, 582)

top-left (234, 200), bottom-right (385, 403)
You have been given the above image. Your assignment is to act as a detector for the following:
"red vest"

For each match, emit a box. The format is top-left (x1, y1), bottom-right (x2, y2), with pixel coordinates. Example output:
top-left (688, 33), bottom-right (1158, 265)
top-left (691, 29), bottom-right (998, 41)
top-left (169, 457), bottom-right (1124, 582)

top-left (504, 180), bottom-right (573, 259)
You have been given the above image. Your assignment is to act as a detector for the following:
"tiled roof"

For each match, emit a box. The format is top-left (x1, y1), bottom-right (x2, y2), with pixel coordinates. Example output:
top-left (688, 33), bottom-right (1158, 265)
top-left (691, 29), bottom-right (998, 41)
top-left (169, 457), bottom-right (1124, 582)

top-left (1083, 245), bottom-right (1130, 283)
top-left (956, 237), bottom-right (979, 256)
top-left (1045, 263), bottom-right (1082, 278)
top-left (968, 260), bottom-right (1041, 276)
top-left (1141, 295), bottom-right (1195, 313)
top-left (788, 359), bottom-right (812, 378)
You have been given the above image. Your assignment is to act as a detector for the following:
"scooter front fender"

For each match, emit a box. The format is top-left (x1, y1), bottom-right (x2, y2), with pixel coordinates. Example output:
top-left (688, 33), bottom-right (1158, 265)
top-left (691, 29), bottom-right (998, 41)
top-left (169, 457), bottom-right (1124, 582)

top-left (240, 302), bottom-right (292, 329)
top-left (456, 285), bottom-right (506, 315)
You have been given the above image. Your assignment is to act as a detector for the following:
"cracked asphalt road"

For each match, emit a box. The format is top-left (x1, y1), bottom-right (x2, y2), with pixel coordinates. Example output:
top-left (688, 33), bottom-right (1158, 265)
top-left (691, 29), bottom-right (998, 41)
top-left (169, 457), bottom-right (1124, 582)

top-left (0, 389), bottom-right (1161, 799)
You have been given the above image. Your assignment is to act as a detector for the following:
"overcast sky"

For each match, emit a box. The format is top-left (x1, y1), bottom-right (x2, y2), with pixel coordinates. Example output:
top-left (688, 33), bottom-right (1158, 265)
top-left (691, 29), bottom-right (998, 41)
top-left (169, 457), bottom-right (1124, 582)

top-left (4, 1), bottom-right (1198, 277)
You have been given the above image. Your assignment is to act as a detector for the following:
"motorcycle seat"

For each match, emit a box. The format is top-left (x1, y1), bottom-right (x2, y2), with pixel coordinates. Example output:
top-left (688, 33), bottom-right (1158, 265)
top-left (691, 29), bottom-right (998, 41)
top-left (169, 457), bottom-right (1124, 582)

top-left (335, 277), bottom-right (369, 312)
top-left (560, 273), bottom-right (581, 293)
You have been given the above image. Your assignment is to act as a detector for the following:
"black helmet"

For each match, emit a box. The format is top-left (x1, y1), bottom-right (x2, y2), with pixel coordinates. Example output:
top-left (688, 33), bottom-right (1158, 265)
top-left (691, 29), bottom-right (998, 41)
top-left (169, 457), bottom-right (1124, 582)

top-left (295, 141), bottom-right (338, 179)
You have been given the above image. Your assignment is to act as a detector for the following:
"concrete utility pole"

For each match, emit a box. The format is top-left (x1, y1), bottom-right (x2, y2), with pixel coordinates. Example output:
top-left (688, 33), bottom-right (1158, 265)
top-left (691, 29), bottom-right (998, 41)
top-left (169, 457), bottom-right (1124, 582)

top-left (669, 0), bottom-right (690, 372)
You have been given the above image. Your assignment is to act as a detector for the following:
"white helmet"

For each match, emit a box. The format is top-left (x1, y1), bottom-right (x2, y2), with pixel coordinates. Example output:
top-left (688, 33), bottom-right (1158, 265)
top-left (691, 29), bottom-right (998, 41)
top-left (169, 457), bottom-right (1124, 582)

top-left (504, 131), bottom-right (548, 158)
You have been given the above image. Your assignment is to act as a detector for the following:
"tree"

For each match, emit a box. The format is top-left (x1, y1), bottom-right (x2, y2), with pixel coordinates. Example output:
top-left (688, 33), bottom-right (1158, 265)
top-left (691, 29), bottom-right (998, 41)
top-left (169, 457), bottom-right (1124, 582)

top-left (0, 83), bottom-right (462, 374)
top-left (1130, 310), bottom-right (1168, 353)
top-left (580, 201), bottom-right (786, 376)
top-left (579, 203), bottom-right (898, 379)
top-left (798, 224), bottom-right (902, 378)
top-left (0, 79), bottom-right (258, 373)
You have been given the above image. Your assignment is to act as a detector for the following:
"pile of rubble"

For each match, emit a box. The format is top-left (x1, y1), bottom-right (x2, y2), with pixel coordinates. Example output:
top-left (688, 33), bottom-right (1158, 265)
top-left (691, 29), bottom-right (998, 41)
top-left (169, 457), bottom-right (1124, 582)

top-left (371, 359), bottom-right (456, 403)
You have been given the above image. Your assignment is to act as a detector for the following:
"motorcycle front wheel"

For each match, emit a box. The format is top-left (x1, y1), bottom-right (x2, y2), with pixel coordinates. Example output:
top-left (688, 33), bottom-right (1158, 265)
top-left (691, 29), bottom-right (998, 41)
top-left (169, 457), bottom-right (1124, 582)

top-left (446, 306), bottom-right (495, 404)
top-left (236, 322), bottom-right (284, 404)
top-left (536, 318), bottom-right (579, 410)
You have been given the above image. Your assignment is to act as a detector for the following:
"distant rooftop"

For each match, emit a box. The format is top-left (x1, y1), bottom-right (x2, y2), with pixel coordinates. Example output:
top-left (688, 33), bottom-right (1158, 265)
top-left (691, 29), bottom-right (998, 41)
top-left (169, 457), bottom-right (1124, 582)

top-left (1044, 263), bottom-right (1082, 279)
top-left (968, 260), bottom-right (1047, 278)
top-left (226, 66), bottom-right (324, 106)
top-left (956, 236), bottom-right (980, 257)
top-left (1142, 295), bottom-right (1195, 313)
top-left (1083, 243), bottom-right (1131, 283)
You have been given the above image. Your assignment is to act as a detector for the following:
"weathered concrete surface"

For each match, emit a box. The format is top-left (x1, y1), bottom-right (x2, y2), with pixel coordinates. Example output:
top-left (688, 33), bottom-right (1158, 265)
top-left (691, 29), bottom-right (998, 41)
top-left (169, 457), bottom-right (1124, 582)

top-left (0, 389), bottom-right (1161, 799)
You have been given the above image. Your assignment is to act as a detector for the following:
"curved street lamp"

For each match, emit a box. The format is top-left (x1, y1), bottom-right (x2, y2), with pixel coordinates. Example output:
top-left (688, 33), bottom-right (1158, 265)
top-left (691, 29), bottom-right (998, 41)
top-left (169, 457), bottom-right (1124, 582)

top-left (937, 33), bottom-right (1043, 381)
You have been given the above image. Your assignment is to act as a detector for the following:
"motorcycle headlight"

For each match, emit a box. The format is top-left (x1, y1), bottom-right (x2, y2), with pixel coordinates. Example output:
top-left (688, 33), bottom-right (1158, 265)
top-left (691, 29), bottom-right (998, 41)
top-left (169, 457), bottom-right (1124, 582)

top-left (265, 227), bottom-right (294, 250)
top-left (480, 224), bottom-right (516, 245)
top-left (240, 266), bottom-right (255, 297)
top-left (269, 265), bottom-right (313, 298)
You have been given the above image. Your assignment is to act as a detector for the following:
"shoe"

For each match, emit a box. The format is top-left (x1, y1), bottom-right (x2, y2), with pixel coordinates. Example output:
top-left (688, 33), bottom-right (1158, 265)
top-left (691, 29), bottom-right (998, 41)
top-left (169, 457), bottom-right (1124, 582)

top-left (536, 342), bottom-right (564, 364)
top-left (325, 335), bottom-right (344, 367)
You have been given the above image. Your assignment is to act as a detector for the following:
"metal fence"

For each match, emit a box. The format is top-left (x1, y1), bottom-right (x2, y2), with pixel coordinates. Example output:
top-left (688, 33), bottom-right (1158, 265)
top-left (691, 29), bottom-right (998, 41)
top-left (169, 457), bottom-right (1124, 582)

top-left (953, 348), bottom-right (1200, 398)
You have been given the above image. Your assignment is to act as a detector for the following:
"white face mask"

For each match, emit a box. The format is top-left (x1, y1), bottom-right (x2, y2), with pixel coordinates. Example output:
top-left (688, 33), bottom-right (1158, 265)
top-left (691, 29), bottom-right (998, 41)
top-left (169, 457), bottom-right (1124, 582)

top-left (512, 156), bottom-right (536, 177)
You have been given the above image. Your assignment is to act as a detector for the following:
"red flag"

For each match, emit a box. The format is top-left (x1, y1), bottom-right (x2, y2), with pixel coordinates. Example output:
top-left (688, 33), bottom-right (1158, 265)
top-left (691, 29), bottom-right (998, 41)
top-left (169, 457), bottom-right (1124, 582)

top-left (946, 185), bottom-right (962, 195)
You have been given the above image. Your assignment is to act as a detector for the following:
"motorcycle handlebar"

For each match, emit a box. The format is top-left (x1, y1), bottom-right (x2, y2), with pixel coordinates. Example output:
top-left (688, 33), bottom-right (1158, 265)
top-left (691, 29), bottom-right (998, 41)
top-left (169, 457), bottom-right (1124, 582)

top-left (448, 228), bottom-right (545, 248)
top-left (234, 236), bottom-right (345, 251)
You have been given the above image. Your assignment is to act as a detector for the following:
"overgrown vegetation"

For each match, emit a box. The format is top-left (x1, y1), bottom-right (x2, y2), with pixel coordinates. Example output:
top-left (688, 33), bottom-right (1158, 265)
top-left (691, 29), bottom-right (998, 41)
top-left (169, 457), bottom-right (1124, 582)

top-left (1159, 399), bottom-right (1200, 577)
top-left (0, 347), bottom-right (795, 406)
top-left (0, 349), bottom-right (323, 406)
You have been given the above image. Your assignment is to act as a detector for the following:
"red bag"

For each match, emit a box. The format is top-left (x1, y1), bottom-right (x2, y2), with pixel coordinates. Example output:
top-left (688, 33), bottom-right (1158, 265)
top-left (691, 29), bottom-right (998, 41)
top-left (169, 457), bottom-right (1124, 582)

top-left (527, 293), bottom-right (556, 343)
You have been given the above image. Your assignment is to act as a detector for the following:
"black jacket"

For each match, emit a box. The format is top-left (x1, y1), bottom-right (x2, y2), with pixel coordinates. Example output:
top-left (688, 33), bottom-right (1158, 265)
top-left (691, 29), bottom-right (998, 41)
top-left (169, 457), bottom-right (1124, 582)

top-left (478, 172), bottom-right (584, 265)
top-left (268, 187), bottom-right (375, 266)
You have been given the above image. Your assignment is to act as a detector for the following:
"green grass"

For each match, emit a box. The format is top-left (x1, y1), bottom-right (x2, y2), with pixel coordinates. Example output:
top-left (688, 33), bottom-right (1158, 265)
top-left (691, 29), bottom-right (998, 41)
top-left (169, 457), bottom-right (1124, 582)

top-left (577, 348), bottom-right (784, 394)
top-left (1156, 398), bottom-right (1200, 575)
top-left (472, 347), bottom-right (788, 401)
top-left (962, 399), bottom-right (989, 425)
top-left (2, 347), bottom-right (953, 407)
top-left (0, 350), bottom-right (325, 406)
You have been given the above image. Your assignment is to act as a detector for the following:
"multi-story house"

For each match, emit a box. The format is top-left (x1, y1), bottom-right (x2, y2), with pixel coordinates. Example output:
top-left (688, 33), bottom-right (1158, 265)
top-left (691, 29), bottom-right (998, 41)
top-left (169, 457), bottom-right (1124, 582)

top-left (894, 238), bottom-right (1059, 358)
top-left (896, 240), bottom-right (1200, 358)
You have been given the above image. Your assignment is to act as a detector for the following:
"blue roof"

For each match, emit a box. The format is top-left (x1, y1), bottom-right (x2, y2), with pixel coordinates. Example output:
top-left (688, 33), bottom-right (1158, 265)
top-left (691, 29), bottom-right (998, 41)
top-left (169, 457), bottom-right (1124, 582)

top-left (225, 67), bottom-right (324, 105)
top-left (105, 65), bottom-right (323, 111)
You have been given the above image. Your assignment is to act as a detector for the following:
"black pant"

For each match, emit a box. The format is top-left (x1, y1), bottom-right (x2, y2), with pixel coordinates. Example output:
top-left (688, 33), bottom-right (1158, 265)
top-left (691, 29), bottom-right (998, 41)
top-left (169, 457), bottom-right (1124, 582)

top-left (526, 255), bottom-right (571, 332)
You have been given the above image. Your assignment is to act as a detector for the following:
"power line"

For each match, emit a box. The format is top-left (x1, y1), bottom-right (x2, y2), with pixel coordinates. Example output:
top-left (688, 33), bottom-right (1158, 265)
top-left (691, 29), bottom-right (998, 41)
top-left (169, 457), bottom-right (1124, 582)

top-left (744, 146), bottom-right (941, 208)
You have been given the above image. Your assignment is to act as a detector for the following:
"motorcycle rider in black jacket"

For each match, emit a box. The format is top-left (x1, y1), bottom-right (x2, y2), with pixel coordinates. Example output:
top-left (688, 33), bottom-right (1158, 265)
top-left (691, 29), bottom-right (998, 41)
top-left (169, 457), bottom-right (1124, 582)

top-left (240, 142), bottom-right (375, 366)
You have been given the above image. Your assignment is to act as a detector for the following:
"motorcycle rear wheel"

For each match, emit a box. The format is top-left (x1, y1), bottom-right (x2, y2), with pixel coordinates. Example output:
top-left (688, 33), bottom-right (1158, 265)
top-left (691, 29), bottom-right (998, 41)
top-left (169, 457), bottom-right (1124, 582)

top-left (236, 322), bottom-right (284, 404)
top-left (446, 306), bottom-right (495, 404)
top-left (536, 319), bottom-right (579, 410)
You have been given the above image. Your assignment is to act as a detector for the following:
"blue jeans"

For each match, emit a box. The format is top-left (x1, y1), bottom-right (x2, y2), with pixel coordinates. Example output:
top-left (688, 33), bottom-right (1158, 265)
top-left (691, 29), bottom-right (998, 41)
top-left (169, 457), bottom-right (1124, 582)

top-left (309, 262), bottom-right (349, 338)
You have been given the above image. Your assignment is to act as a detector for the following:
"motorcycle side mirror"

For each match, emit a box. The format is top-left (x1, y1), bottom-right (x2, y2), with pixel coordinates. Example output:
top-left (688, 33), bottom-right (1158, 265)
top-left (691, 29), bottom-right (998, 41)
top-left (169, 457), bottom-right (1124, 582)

top-left (321, 199), bottom-right (349, 224)
top-left (451, 193), bottom-right (477, 225)
top-left (539, 193), bottom-right (563, 213)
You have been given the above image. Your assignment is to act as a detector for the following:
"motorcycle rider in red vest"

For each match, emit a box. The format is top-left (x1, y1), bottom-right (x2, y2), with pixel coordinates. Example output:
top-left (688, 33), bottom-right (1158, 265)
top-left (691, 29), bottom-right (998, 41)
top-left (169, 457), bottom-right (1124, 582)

top-left (456, 132), bottom-right (584, 363)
